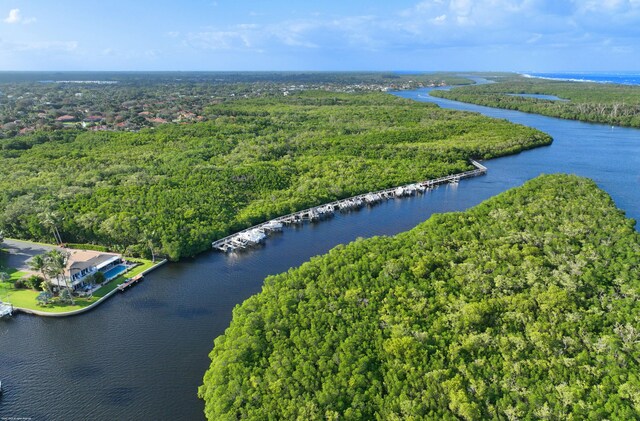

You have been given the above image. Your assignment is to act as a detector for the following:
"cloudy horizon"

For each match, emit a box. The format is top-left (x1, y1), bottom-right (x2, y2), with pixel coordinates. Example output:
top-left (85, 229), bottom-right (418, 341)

top-left (2, 0), bottom-right (640, 71)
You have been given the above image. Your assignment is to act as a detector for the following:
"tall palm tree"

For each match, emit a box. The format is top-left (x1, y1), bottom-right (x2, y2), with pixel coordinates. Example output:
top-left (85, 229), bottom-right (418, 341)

top-left (44, 250), bottom-right (73, 304)
top-left (141, 230), bottom-right (157, 262)
top-left (28, 254), bottom-right (53, 292)
top-left (41, 212), bottom-right (63, 245)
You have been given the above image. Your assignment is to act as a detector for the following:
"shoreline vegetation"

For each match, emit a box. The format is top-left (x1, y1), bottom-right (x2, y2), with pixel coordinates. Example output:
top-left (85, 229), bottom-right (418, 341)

top-left (431, 75), bottom-right (640, 128)
top-left (200, 174), bottom-right (640, 420)
top-left (0, 91), bottom-right (551, 261)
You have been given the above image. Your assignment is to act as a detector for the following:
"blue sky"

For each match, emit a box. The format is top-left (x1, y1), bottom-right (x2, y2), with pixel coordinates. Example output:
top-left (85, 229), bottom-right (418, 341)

top-left (1, 0), bottom-right (640, 71)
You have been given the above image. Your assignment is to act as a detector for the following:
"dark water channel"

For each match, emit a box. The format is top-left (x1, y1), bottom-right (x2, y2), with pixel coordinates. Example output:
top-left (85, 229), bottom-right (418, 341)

top-left (0, 88), bottom-right (638, 420)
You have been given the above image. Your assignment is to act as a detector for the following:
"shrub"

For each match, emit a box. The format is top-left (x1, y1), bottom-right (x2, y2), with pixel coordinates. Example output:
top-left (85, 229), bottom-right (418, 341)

top-left (36, 291), bottom-right (53, 305)
top-left (24, 275), bottom-right (44, 290)
top-left (93, 271), bottom-right (106, 284)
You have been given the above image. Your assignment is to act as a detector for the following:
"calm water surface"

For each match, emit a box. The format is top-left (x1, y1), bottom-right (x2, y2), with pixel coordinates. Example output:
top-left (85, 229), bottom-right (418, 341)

top-left (0, 88), bottom-right (639, 420)
top-left (506, 93), bottom-right (568, 101)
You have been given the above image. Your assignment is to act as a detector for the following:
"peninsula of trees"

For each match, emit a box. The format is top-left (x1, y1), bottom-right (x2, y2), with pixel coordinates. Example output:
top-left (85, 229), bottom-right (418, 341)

top-left (0, 91), bottom-right (550, 260)
top-left (431, 77), bottom-right (640, 128)
top-left (199, 174), bottom-right (640, 420)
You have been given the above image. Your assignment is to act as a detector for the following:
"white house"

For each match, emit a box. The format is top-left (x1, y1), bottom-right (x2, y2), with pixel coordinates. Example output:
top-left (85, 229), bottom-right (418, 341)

top-left (49, 249), bottom-right (124, 290)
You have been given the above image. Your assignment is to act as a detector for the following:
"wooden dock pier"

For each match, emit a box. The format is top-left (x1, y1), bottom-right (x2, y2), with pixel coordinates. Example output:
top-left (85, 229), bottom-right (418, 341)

top-left (212, 160), bottom-right (487, 252)
top-left (117, 274), bottom-right (144, 292)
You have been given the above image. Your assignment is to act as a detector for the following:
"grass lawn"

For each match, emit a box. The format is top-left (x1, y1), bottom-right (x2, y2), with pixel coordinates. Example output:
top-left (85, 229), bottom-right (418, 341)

top-left (1, 258), bottom-right (158, 313)
top-left (0, 269), bottom-right (28, 301)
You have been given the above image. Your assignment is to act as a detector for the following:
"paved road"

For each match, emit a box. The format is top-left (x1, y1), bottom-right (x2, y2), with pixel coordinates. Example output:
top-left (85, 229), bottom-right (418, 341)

top-left (1, 238), bottom-right (56, 272)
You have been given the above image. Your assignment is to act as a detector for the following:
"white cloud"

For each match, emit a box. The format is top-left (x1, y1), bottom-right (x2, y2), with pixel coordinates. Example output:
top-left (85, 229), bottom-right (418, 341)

top-left (432, 14), bottom-right (447, 24)
top-left (4, 8), bottom-right (36, 24)
top-left (0, 39), bottom-right (78, 53)
top-left (185, 15), bottom-right (384, 53)
top-left (178, 0), bottom-right (640, 59)
top-left (4, 8), bottom-right (20, 23)
top-left (186, 28), bottom-right (255, 51)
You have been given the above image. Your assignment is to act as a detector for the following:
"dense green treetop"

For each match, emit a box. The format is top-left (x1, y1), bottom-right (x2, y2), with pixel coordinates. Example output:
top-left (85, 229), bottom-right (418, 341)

top-left (431, 78), bottom-right (640, 128)
top-left (200, 175), bottom-right (640, 420)
top-left (0, 91), bottom-right (550, 260)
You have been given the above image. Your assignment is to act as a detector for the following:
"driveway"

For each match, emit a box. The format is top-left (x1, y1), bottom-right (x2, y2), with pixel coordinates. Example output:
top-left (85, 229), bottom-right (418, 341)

top-left (1, 238), bottom-right (56, 272)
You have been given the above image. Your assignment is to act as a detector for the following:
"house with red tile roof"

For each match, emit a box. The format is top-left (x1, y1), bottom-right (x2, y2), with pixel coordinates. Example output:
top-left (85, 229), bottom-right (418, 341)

top-left (56, 115), bottom-right (77, 122)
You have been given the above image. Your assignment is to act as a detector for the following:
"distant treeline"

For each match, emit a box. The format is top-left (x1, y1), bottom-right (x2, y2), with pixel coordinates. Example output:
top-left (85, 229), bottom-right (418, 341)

top-left (0, 71), bottom-right (473, 85)
top-left (0, 71), bottom-right (472, 138)
top-left (0, 91), bottom-right (550, 260)
top-left (200, 174), bottom-right (640, 420)
top-left (431, 79), bottom-right (640, 127)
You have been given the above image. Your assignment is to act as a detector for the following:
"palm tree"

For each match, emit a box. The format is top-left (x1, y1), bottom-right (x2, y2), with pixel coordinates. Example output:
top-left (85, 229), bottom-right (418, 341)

top-left (141, 231), bottom-right (157, 262)
top-left (30, 254), bottom-right (54, 294)
top-left (29, 253), bottom-right (47, 280)
top-left (41, 212), bottom-right (63, 245)
top-left (44, 250), bottom-right (73, 304)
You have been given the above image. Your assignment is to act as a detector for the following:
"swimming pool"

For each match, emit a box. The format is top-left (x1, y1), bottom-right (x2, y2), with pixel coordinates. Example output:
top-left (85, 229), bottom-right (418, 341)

top-left (102, 264), bottom-right (127, 280)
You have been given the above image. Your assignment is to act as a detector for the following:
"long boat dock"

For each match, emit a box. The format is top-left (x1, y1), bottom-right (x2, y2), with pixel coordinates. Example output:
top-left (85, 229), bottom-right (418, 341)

top-left (212, 160), bottom-right (488, 253)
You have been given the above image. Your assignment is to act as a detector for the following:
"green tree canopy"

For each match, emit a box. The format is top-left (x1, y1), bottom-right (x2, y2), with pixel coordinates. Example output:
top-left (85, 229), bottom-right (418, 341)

top-left (0, 92), bottom-right (550, 260)
top-left (432, 78), bottom-right (640, 128)
top-left (200, 174), bottom-right (640, 420)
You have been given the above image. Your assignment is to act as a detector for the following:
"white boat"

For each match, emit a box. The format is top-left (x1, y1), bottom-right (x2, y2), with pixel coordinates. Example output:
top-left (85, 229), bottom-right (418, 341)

top-left (262, 220), bottom-right (283, 231)
top-left (239, 229), bottom-right (267, 244)
top-left (0, 302), bottom-right (12, 318)
top-left (317, 205), bottom-right (333, 216)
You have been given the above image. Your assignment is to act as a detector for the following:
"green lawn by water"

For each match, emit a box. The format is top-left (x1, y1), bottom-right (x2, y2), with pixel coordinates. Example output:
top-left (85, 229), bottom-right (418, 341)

top-left (0, 258), bottom-right (157, 313)
top-left (0, 269), bottom-right (28, 301)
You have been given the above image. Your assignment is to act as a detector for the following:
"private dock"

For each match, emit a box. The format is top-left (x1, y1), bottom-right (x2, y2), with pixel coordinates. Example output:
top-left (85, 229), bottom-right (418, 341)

top-left (117, 274), bottom-right (144, 291)
top-left (0, 302), bottom-right (13, 318)
top-left (212, 160), bottom-right (488, 252)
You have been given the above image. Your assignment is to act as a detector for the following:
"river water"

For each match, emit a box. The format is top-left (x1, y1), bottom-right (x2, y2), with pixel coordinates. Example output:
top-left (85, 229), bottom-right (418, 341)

top-left (0, 88), bottom-right (638, 420)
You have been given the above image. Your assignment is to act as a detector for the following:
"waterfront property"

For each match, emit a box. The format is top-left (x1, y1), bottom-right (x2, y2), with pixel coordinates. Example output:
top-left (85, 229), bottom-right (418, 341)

top-left (52, 249), bottom-right (127, 291)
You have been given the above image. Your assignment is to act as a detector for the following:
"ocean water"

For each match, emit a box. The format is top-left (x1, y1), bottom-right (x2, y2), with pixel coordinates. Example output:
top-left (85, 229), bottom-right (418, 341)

top-left (522, 72), bottom-right (640, 85)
